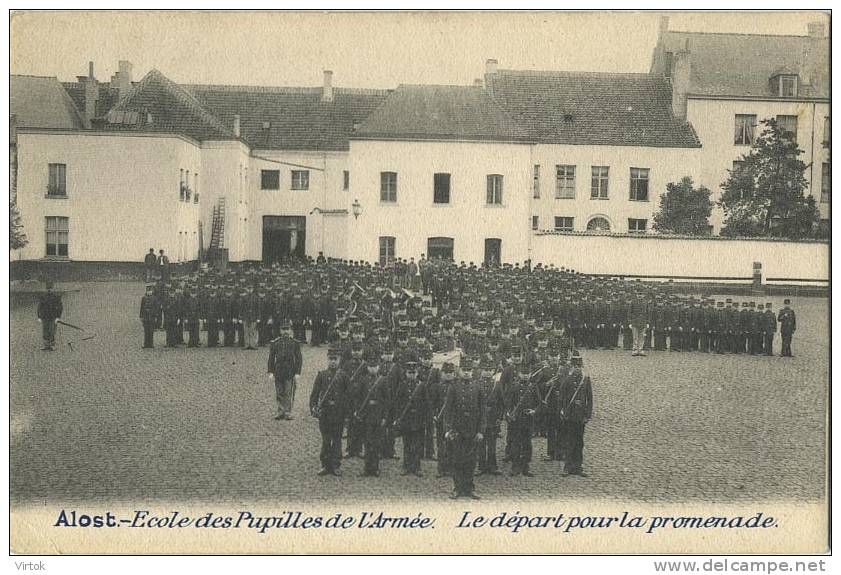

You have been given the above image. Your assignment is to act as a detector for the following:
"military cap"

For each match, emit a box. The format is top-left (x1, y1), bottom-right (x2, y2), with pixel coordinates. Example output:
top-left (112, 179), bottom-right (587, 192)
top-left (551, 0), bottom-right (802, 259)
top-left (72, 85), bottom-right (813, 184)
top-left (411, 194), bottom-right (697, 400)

top-left (758, 304), bottom-right (764, 310)
top-left (441, 362), bottom-right (456, 373)
top-left (404, 361), bottom-right (419, 372)
top-left (765, 302), bottom-right (773, 307)
top-left (725, 298), bottom-right (733, 303)
top-left (460, 355), bottom-right (475, 369)
top-left (741, 302), bottom-right (748, 307)
top-left (145, 284), bottom-right (155, 291)
top-left (327, 343), bottom-right (342, 356)
top-left (783, 299), bottom-right (791, 305)
top-left (276, 318), bottom-right (292, 329)
top-left (717, 302), bottom-right (724, 307)
top-left (749, 302), bottom-right (755, 308)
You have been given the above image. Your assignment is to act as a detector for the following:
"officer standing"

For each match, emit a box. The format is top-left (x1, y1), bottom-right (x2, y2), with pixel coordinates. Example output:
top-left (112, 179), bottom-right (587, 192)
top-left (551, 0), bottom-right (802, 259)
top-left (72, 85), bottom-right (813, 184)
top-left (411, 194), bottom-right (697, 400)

top-left (267, 319), bottom-right (303, 420)
top-left (355, 352), bottom-right (390, 477)
top-left (763, 302), bottom-right (777, 356)
top-left (36, 281), bottom-right (64, 352)
top-left (558, 351), bottom-right (593, 477)
top-left (476, 355), bottom-right (503, 475)
top-left (443, 356), bottom-right (486, 499)
top-left (394, 360), bottom-right (427, 477)
top-left (139, 284), bottom-right (159, 349)
top-left (310, 343), bottom-right (349, 476)
top-left (778, 299), bottom-right (797, 357)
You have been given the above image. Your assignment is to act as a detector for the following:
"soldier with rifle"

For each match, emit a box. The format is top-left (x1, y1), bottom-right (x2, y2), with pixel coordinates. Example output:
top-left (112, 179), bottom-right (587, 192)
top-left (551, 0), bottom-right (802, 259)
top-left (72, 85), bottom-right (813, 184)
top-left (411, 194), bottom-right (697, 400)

top-left (558, 351), bottom-right (593, 477)
top-left (504, 362), bottom-right (543, 477)
top-left (393, 359), bottom-right (428, 477)
top-left (430, 361), bottom-right (456, 477)
top-left (310, 342), bottom-right (350, 476)
top-left (443, 355), bottom-right (486, 499)
top-left (476, 354), bottom-right (503, 476)
top-left (354, 348), bottom-right (390, 477)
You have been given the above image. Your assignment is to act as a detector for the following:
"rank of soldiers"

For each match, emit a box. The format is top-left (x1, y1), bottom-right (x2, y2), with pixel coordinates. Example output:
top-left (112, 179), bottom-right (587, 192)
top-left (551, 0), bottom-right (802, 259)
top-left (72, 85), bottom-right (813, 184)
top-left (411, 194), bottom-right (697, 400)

top-left (138, 258), bottom-right (797, 499)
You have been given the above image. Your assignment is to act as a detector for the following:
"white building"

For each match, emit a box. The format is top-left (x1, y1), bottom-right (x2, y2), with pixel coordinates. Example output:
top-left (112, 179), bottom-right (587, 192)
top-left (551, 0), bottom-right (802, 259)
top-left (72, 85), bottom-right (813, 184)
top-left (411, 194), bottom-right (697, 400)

top-left (10, 19), bottom-right (829, 268)
top-left (650, 17), bottom-right (830, 233)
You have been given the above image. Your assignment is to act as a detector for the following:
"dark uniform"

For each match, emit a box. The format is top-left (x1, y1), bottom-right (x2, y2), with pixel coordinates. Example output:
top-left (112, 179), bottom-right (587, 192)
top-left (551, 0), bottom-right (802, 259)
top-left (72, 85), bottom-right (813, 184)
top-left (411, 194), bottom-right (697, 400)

top-left (443, 359), bottom-right (486, 499)
top-left (504, 362), bottom-right (539, 476)
top-left (558, 358), bottom-right (593, 477)
top-left (267, 322), bottom-right (303, 420)
top-left (477, 360), bottom-right (504, 475)
top-left (762, 303), bottom-right (777, 356)
top-left (394, 361), bottom-right (427, 476)
top-left (139, 286), bottom-right (159, 348)
top-left (778, 301), bottom-right (796, 357)
top-left (36, 282), bottom-right (64, 351)
top-left (309, 345), bottom-right (349, 476)
top-left (355, 361), bottom-right (391, 477)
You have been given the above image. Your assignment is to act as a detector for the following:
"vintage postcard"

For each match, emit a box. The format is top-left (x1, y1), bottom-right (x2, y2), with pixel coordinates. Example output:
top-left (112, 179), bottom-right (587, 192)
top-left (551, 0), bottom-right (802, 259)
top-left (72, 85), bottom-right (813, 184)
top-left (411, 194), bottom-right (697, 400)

top-left (9, 10), bottom-right (830, 558)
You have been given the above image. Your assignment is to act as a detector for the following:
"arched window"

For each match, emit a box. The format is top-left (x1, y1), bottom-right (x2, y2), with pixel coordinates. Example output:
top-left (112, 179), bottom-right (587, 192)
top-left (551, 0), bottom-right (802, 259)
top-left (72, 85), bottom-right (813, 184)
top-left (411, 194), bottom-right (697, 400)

top-left (586, 217), bottom-right (611, 232)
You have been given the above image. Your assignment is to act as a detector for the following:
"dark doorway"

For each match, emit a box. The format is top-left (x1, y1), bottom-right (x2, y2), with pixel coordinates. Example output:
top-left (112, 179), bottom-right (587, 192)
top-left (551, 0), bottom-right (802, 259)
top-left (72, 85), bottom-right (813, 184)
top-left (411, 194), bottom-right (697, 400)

top-left (263, 216), bottom-right (306, 264)
top-left (484, 238), bottom-right (501, 266)
top-left (427, 237), bottom-right (454, 261)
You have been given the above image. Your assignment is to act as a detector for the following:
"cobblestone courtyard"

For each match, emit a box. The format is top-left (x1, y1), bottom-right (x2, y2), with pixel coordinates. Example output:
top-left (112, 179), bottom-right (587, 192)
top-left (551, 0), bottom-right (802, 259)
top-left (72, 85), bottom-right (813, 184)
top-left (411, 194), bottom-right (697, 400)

top-left (10, 283), bottom-right (828, 505)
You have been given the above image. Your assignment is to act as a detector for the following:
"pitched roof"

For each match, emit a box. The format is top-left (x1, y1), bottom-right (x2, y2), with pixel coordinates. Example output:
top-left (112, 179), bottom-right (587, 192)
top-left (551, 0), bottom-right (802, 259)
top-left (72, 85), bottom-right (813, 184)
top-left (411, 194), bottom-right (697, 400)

top-left (353, 84), bottom-right (531, 143)
top-left (104, 69), bottom-right (236, 141)
top-left (660, 31), bottom-right (829, 99)
top-left (62, 81), bottom-right (122, 119)
top-left (187, 84), bottom-right (390, 151)
top-left (487, 70), bottom-right (700, 148)
top-left (10, 75), bottom-right (85, 134)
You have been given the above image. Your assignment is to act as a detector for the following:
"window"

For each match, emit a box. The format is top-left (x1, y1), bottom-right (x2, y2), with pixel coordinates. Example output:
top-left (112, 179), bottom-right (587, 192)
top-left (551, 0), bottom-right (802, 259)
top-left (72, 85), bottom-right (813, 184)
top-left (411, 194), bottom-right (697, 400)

top-left (663, 52), bottom-right (674, 80)
top-left (261, 170), bottom-right (280, 190)
top-left (777, 115), bottom-right (798, 143)
top-left (586, 217), bottom-right (611, 232)
top-left (45, 216), bottom-right (69, 257)
top-left (291, 170), bottom-right (309, 191)
top-left (555, 165), bottom-right (576, 199)
top-left (821, 163), bottom-right (830, 203)
top-left (47, 163), bottom-right (66, 196)
top-left (194, 173), bottom-right (200, 203)
top-left (343, 170), bottom-right (350, 191)
top-left (434, 173), bottom-right (451, 204)
top-left (379, 236), bottom-right (396, 266)
top-left (590, 166), bottom-right (609, 199)
top-left (735, 114), bottom-right (757, 145)
top-left (824, 116), bottom-right (830, 146)
top-left (779, 75), bottom-right (798, 98)
top-left (629, 168), bottom-right (650, 201)
top-left (554, 216), bottom-right (574, 231)
top-left (628, 218), bottom-right (647, 233)
top-left (381, 172), bottom-right (397, 202)
top-left (532, 215), bottom-right (539, 230)
top-left (533, 165), bottom-right (541, 199)
top-left (487, 174), bottom-right (503, 205)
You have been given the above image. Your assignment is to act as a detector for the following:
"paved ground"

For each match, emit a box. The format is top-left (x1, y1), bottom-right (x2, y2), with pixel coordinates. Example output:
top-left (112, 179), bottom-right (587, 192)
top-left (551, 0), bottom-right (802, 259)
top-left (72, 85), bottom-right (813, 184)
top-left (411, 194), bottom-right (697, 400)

top-left (10, 283), bottom-right (828, 505)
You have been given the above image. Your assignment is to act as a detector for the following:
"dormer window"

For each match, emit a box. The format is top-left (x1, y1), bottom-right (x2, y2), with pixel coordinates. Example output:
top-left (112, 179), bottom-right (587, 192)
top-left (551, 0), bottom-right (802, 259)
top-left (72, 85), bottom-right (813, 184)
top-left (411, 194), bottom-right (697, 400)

top-left (771, 73), bottom-right (799, 98)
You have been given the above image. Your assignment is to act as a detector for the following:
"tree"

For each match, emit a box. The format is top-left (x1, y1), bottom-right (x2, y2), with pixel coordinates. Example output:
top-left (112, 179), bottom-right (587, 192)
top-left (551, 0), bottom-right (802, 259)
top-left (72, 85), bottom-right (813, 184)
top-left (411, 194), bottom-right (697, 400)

top-left (10, 197), bottom-right (27, 250)
top-left (652, 176), bottom-right (713, 235)
top-left (719, 118), bottom-right (819, 239)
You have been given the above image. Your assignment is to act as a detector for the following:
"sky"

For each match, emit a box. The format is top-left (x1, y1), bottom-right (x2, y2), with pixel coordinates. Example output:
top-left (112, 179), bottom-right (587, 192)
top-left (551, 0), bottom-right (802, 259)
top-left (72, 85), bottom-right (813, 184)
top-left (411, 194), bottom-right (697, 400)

top-left (10, 11), bottom-right (828, 89)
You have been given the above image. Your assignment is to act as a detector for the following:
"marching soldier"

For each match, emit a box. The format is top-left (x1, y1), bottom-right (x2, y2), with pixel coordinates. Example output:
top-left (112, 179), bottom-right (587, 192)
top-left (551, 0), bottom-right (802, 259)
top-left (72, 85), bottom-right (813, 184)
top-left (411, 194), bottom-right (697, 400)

top-left (778, 299), bottom-right (796, 357)
top-left (762, 302), bottom-right (777, 356)
top-left (477, 355), bottom-right (503, 475)
top-left (504, 361), bottom-right (540, 477)
top-left (182, 288), bottom-right (201, 348)
top-left (558, 351), bottom-right (593, 477)
top-left (394, 360), bottom-right (427, 476)
top-left (203, 287), bottom-right (222, 348)
top-left (310, 343), bottom-right (349, 476)
top-left (355, 350), bottom-right (391, 477)
top-left (267, 319), bottom-right (303, 420)
top-left (139, 284), bottom-right (159, 349)
top-left (443, 355), bottom-right (486, 499)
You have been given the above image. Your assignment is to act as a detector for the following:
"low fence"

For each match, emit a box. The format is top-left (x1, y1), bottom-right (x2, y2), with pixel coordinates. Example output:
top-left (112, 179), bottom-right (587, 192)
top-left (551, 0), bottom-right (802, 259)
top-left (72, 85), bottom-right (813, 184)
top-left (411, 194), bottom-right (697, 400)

top-left (9, 260), bottom-right (198, 282)
top-left (531, 232), bottom-right (828, 290)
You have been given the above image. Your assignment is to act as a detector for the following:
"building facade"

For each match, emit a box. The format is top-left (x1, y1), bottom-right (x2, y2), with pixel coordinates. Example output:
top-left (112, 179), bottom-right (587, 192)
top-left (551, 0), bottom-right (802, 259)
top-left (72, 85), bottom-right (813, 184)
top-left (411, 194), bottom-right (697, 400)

top-left (10, 17), bottom-right (830, 266)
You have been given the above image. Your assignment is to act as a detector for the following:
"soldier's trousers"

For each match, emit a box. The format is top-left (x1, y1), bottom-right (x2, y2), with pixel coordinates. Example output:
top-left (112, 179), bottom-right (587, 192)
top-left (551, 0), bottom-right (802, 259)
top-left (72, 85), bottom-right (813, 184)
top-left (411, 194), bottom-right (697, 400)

top-left (764, 333), bottom-right (774, 355)
top-left (165, 321), bottom-right (179, 347)
top-left (257, 321), bottom-right (269, 346)
top-left (223, 323), bottom-right (236, 346)
top-left (450, 436), bottom-right (478, 495)
top-left (206, 319), bottom-right (220, 347)
top-left (292, 320), bottom-right (306, 343)
top-left (186, 321), bottom-right (200, 347)
top-left (508, 420), bottom-right (533, 474)
top-left (435, 420), bottom-right (451, 474)
top-left (423, 418), bottom-right (435, 459)
top-left (275, 376), bottom-right (295, 416)
top-left (622, 327), bottom-right (633, 350)
top-left (319, 417), bottom-right (344, 472)
top-left (382, 422), bottom-right (396, 458)
top-left (310, 317), bottom-right (323, 346)
top-left (237, 323), bottom-right (245, 346)
top-left (546, 421), bottom-right (562, 460)
top-left (477, 426), bottom-right (499, 472)
top-left (699, 333), bottom-right (709, 353)
top-left (401, 429), bottom-right (423, 473)
top-left (781, 332), bottom-right (793, 357)
top-left (346, 418), bottom-right (363, 456)
top-left (654, 330), bottom-right (667, 351)
top-left (363, 423), bottom-right (383, 475)
top-left (142, 320), bottom-right (155, 348)
top-left (242, 320), bottom-right (258, 348)
top-left (561, 421), bottom-right (586, 474)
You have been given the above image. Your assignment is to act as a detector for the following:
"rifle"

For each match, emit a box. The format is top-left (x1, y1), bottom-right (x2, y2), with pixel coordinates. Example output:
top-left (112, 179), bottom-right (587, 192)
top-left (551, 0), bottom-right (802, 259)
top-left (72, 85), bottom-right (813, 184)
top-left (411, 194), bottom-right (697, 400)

top-left (394, 371), bottom-right (431, 430)
top-left (352, 366), bottom-right (381, 423)
top-left (505, 365), bottom-right (546, 423)
top-left (540, 374), bottom-right (562, 405)
top-left (560, 375), bottom-right (588, 420)
top-left (313, 368), bottom-right (343, 418)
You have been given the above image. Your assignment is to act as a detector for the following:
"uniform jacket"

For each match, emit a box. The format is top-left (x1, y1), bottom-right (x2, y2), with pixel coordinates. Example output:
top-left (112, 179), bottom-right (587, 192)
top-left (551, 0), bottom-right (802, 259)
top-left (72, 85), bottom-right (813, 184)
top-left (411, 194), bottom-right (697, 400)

top-left (267, 335), bottom-right (302, 379)
top-left (37, 292), bottom-right (63, 321)
top-left (778, 308), bottom-right (796, 334)
top-left (394, 376), bottom-right (428, 432)
top-left (355, 373), bottom-right (390, 426)
top-left (558, 369), bottom-right (593, 422)
top-left (139, 295), bottom-right (159, 322)
top-left (309, 367), bottom-right (349, 422)
top-left (443, 378), bottom-right (486, 438)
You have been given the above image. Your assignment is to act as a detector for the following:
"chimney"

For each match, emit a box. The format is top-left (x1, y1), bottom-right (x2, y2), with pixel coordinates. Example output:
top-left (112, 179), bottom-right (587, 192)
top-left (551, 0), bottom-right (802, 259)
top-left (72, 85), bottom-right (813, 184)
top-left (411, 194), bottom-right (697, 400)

top-left (485, 58), bottom-right (498, 75)
top-left (807, 21), bottom-right (826, 37)
top-left (233, 114), bottom-right (241, 137)
top-left (322, 70), bottom-right (334, 103)
top-left (659, 15), bottom-right (669, 37)
top-left (671, 49), bottom-right (691, 119)
top-left (117, 60), bottom-right (133, 100)
top-left (83, 61), bottom-right (98, 128)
